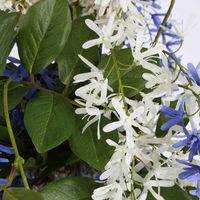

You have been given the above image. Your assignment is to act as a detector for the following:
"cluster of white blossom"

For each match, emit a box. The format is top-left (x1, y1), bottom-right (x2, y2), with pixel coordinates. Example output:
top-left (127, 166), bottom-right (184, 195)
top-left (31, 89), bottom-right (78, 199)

top-left (73, 52), bottom-right (188, 199)
top-left (73, 0), bottom-right (200, 199)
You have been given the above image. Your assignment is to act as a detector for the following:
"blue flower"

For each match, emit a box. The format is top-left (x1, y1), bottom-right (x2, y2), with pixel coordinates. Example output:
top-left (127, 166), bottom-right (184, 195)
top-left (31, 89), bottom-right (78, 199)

top-left (190, 181), bottom-right (200, 198)
top-left (0, 179), bottom-right (7, 186)
top-left (10, 105), bottom-right (25, 133)
top-left (178, 159), bottom-right (200, 181)
top-left (160, 100), bottom-right (185, 131)
top-left (3, 57), bottom-right (29, 82)
top-left (0, 144), bottom-right (14, 163)
top-left (177, 159), bottom-right (200, 198)
top-left (187, 63), bottom-right (200, 86)
top-left (173, 129), bottom-right (200, 162)
top-left (39, 69), bottom-right (58, 89)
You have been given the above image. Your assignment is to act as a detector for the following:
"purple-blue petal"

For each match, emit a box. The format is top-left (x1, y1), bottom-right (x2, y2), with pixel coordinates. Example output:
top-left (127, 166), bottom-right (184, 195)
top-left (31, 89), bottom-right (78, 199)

top-left (188, 63), bottom-right (200, 85)
top-left (161, 117), bottom-right (181, 131)
top-left (0, 145), bottom-right (14, 155)
top-left (0, 158), bottom-right (9, 163)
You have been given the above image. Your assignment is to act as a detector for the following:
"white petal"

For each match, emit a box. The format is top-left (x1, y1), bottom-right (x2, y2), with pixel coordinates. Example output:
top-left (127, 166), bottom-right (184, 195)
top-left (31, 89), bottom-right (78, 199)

top-left (85, 19), bottom-right (103, 36)
top-left (112, 98), bottom-right (126, 119)
top-left (78, 55), bottom-right (99, 71)
top-left (82, 38), bottom-right (102, 49)
top-left (82, 115), bottom-right (99, 133)
top-left (103, 121), bottom-right (123, 132)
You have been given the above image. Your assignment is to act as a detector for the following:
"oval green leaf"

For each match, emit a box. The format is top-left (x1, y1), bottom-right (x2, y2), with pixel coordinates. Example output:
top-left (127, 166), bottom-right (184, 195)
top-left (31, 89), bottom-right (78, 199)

top-left (56, 16), bottom-right (99, 85)
top-left (18, 0), bottom-right (71, 74)
top-left (24, 91), bottom-right (76, 153)
top-left (0, 11), bottom-right (19, 74)
top-left (41, 177), bottom-right (99, 200)
top-left (69, 118), bottom-right (118, 170)
top-left (0, 82), bottom-right (28, 113)
top-left (3, 188), bottom-right (43, 200)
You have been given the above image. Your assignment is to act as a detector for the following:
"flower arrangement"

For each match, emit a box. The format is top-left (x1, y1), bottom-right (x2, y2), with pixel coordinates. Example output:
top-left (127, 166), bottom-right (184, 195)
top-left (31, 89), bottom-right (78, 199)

top-left (0, 0), bottom-right (199, 199)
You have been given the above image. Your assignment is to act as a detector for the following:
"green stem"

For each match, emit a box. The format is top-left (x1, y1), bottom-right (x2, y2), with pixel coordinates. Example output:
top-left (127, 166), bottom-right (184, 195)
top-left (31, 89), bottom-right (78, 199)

top-left (152, 0), bottom-right (176, 46)
top-left (3, 79), bottom-right (30, 190)
top-left (111, 50), bottom-right (128, 114)
top-left (62, 85), bottom-right (69, 95)
top-left (0, 165), bottom-right (17, 191)
top-left (21, 81), bottom-right (81, 107)
top-left (163, 50), bottom-right (188, 74)
top-left (72, 5), bottom-right (77, 20)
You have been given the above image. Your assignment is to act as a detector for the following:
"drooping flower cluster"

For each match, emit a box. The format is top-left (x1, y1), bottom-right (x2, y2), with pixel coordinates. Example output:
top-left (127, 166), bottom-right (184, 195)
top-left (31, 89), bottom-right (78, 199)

top-left (74, 50), bottom-right (185, 199)
top-left (72, 0), bottom-right (200, 200)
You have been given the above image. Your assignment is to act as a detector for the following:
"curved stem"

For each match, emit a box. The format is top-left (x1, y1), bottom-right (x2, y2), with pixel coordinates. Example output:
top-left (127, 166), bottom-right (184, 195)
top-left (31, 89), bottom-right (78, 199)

top-left (0, 165), bottom-right (17, 191)
top-left (3, 79), bottom-right (30, 190)
top-left (62, 85), bottom-right (69, 95)
top-left (111, 49), bottom-right (128, 114)
top-left (152, 0), bottom-right (176, 46)
top-left (21, 81), bottom-right (81, 107)
top-left (163, 50), bottom-right (187, 74)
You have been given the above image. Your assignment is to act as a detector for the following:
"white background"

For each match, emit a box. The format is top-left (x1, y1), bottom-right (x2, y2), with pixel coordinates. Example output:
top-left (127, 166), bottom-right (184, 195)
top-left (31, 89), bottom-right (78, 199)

top-left (160, 0), bottom-right (200, 66)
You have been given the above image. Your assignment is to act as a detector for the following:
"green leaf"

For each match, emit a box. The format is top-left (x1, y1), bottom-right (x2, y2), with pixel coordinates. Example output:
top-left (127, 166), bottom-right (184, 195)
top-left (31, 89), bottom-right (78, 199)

top-left (147, 185), bottom-right (197, 200)
top-left (0, 11), bottom-right (19, 74)
top-left (3, 188), bottom-right (44, 200)
top-left (0, 82), bottom-right (28, 113)
top-left (41, 177), bottom-right (99, 200)
top-left (99, 48), bottom-right (148, 98)
top-left (69, 118), bottom-right (118, 170)
top-left (56, 16), bottom-right (99, 85)
top-left (18, 0), bottom-right (71, 74)
top-left (24, 91), bottom-right (76, 153)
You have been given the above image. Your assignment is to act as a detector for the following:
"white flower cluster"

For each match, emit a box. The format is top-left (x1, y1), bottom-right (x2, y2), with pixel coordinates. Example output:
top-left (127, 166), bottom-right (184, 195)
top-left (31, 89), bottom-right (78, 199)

top-left (72, 1), bottom-right (198, 200)
top-left (0, 0), bottom-right (38, 14)
top-left (74, 51), bottom-right (186, 199)
top-left (82, 0), bottom-right (155, 51)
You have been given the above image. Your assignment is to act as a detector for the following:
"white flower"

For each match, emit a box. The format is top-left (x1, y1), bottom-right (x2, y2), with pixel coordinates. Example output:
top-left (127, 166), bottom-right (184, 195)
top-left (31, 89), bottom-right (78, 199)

top-left (92, 182), bottom-right (124, 200)
top-left (136, 166), bottom-right (176, 200)
top-left (104, 136), bottom-right (152, 181)
top-left (74, 55), bottom-right (112, 107)
top-left (93, 138), bottom-right (152, 200)
top-left (100, 139), bottom-right (132, 190)
top-left (75, 106), bottom-right (104, 139)
top-left (130, 29), bottom-right (165, 72)
top-left (82, 12), bottom-right (124, 50)
top-left (73, 55), bottom-right (113, 139)
top-left (103, 97), bottom-right (151, 148)
top-left (126, 96), bottom-right (160, 132)
top-left (142, 55), bottom-right (179, 98)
